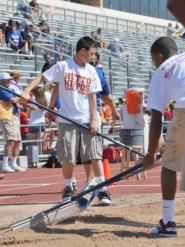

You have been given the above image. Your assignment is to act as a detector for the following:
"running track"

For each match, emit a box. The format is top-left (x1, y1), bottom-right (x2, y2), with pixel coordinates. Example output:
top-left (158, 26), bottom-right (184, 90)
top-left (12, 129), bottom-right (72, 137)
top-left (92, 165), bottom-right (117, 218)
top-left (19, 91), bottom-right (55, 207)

top-left (0, 163), bottom-right (181, 205)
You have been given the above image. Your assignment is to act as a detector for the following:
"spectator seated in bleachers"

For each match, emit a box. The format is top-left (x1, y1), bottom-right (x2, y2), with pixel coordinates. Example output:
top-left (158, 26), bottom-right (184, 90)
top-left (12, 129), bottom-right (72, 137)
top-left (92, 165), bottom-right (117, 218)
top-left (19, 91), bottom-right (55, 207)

top-left (18, 13), bottom-right (40, 34)
top-left (4, 19), bottom-right (15, 47)
top-left (107, 38), bottom-right (131, 59)
top-left (7, 23), bottom-right (26, 57)
top-left (174, 23), bottom-right (180, 38)
top-left (37, 17), bottom-right (53, 38)
top-left (0, 23), bottom-right (6, 48)
top-left (55, 34), bottom-right (70, 57)
top-left (94, 28), bottom-right (107, 49)
top-left (166, 22), bottom-right (175, 38)
top-left (90, 31), bottom-right (96, 41)
top-left (16, 0), bottom-right (32, 15)
top-left (21, 25), bottom-right (34, 57)
top-left (29, 0), bottom-right (44, 18)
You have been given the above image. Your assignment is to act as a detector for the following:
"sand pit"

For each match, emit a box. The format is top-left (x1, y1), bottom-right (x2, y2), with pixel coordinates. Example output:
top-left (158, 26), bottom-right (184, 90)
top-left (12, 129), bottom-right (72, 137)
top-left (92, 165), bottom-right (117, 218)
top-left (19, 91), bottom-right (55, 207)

top-left (0, 193), bottom-right (185, 247)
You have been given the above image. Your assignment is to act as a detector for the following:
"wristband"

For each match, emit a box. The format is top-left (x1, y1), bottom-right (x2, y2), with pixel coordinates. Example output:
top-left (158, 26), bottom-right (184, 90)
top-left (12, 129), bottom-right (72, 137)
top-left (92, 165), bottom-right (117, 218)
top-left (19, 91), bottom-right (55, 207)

top-left (147, 150), bottom-right (156, 157)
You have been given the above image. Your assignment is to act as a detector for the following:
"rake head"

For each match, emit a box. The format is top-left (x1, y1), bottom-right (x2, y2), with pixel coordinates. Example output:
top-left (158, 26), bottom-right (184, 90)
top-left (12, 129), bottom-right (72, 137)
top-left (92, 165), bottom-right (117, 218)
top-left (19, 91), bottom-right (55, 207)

top-left (10, 202), bottom-right (83, 231)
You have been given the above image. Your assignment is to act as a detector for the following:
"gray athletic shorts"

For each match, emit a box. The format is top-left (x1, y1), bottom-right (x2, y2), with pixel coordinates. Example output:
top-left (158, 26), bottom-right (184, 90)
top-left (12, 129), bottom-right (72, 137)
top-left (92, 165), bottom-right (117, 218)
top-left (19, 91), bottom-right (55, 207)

top-left (57, 121), bottom-right (102, 163)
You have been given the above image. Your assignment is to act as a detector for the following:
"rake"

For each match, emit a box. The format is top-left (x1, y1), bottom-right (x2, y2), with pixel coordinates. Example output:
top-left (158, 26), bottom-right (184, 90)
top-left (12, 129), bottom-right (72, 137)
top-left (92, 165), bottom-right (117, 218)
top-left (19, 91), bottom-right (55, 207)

top-left (0, 85), bottom-right (160, 230)
top-left (10, 160), bottom-right (158, 231)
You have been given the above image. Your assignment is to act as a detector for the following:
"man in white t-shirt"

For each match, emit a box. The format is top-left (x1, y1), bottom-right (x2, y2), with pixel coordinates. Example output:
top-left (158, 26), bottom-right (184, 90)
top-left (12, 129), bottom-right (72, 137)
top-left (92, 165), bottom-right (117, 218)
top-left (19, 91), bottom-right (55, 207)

top-left (142, 37), bottom-right (185, 237)
top-left (21, 37), bottom-right (112, 203)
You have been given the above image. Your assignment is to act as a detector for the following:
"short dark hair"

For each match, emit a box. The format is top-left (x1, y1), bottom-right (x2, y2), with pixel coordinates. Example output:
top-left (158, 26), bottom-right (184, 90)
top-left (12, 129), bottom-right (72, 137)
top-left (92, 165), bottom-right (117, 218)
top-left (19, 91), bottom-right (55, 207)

top-left (150, 37), bottom-right (178, 60)
top-left (8, 19), bottom-right (15, 27)
top-left (76, 36), bottom-right (97, 53)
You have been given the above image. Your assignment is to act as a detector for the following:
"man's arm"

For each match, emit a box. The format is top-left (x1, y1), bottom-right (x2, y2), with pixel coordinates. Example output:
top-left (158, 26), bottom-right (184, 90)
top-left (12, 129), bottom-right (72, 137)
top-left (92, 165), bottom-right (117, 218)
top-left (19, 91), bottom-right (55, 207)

top-left (167, 0), bottom-right (185, 27)
top-left (143, 109), bottom-right (163, 168)
top-left (20, 74), bottom-right (45, 103)
top-left (101, 94), bottom-right (120, 122)
top-left (89, 93), bottom-right (98, 135)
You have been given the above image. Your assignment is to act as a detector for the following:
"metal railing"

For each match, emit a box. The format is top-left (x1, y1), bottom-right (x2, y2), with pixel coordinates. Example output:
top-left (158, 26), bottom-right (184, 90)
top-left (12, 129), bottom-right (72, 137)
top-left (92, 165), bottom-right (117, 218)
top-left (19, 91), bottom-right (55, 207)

top-left (0, 123), bottom-right (58, 157)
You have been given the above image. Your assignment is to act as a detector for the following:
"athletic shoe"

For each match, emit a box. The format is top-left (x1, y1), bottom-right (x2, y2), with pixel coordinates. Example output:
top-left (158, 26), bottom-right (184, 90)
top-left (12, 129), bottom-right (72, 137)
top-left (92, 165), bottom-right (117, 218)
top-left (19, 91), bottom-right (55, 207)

top-left (10, 164), bottom-right (26, 172)
top-left (97, 188), bottom-right (111, 206)
top-left (77, 177), bottom-right (100, 209)
top-left (72, 178), bottom-right (78, 192)
top-left (0, 174), bottom-right (5, 179)
top-left (1, 164), bottom-right (15, 173)
top-left (151, 219), bottom-right (177, 237)
top-left (62, 186), bottom-right (74, 202)
top-left (28, 51), bottom-right (34, 57)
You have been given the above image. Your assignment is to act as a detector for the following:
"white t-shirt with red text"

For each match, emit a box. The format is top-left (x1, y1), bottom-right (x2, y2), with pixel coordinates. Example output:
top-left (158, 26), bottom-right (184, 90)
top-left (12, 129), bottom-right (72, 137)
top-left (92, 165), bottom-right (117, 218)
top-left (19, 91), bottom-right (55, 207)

top-left (43, 58), bottom-right (102, 124)
top-left (147, 52), bottom-right (185, 113)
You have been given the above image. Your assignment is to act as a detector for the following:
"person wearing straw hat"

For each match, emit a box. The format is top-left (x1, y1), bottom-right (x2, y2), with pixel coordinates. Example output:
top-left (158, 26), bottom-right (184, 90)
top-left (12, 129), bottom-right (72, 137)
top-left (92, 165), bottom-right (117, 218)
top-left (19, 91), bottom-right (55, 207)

top-left (0, 72), bottom-right (25, 173)
top-left (9, 70), bottom-right (23, 94)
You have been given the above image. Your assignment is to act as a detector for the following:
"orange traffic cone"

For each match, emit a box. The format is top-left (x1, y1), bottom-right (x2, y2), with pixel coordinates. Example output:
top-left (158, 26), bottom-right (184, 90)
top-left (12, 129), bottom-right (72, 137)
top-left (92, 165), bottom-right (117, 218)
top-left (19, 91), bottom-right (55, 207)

top-left (103, 159), bottom-right (117, 186)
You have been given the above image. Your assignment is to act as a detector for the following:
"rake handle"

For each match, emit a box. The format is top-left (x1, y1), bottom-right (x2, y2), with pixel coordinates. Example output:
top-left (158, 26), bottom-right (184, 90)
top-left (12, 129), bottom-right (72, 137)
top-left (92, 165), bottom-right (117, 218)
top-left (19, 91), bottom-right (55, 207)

top-left (0, 85), bottom-right (145, 157)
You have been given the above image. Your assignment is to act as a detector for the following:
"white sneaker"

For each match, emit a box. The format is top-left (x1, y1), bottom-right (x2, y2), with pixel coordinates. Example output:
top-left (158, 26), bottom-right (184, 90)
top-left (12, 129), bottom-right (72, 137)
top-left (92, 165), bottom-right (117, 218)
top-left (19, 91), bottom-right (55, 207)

top-left (1, 165), bottom-right (15, 173)
top-left (28, 51), bottom-right (34, 57)
top-left (10, 164), bottom-right (25, 172)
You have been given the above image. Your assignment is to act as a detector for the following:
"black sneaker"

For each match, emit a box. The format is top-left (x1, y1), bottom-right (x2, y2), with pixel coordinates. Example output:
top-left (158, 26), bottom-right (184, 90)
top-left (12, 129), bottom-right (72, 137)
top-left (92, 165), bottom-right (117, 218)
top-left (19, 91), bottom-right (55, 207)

top-left (62, 186), bottom-right (74, 202)
top-left (97, 188), bottom-right (111, 206)
top-left (151, 219), bottom-right (177, 237)
top-left (72, 178), bottom-right (78, 192)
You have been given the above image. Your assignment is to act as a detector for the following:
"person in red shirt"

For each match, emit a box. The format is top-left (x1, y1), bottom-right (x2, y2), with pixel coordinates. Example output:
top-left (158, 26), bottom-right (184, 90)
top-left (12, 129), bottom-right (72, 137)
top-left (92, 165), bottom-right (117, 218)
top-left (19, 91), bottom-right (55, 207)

top-left (20, 107), bottom-right (29, 155)
top-left (164, 105), bottom-right (172, 121)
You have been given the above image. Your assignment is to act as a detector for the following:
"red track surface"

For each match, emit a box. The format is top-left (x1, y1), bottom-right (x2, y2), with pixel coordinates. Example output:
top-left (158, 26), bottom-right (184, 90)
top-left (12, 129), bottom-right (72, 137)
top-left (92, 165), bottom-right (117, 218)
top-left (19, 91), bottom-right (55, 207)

top-left (0, 163), bottom-right (181, 205)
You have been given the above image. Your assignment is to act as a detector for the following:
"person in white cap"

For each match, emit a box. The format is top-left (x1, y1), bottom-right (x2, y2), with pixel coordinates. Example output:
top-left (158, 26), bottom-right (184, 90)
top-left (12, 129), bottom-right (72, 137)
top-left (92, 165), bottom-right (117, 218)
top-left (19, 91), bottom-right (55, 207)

top-left (37, 17), bottom-right (53, 36)
top-left (107, 38), bottom-right (131, 59)
top-left (0, 73), bottom-right (26, 173)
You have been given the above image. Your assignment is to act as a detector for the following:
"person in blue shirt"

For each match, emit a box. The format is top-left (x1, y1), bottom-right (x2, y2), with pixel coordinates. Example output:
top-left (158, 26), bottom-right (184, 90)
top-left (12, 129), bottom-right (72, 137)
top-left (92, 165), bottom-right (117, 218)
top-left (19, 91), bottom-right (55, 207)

top-left (82, 52), bottom-right (120, 206)
top-left (8, 23), bottom-right (26, 53)
top-left (0, 72), bottom-right (26, 173)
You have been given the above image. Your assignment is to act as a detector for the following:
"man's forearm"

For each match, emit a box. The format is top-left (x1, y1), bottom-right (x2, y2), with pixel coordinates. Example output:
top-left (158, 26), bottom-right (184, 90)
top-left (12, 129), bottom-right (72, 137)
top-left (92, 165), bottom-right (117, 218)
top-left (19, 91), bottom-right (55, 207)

top-left (102, 94), bottom-right (117, 115)
top-left (24, 74), bottom-right (45, 93)
top-left (89, 93), bottom-right (97, 121)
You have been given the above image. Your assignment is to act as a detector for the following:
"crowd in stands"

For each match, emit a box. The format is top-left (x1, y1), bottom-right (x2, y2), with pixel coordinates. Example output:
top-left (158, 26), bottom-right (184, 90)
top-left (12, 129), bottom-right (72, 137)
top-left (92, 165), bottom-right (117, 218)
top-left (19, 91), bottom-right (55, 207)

top-left (0, 0), bottom-right (53, 57)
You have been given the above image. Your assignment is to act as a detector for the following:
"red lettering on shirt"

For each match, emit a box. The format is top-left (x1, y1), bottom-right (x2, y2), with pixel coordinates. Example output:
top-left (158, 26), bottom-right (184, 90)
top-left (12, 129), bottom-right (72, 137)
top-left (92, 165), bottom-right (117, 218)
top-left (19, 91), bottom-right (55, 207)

top-left (64, 72), bottom-right (92, 95)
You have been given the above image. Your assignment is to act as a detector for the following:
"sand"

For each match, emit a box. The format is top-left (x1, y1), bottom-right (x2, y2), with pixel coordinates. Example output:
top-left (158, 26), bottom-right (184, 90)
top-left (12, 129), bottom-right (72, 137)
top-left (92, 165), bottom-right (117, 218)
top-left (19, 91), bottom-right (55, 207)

top-left (0, 193), bottom-right (185, 247)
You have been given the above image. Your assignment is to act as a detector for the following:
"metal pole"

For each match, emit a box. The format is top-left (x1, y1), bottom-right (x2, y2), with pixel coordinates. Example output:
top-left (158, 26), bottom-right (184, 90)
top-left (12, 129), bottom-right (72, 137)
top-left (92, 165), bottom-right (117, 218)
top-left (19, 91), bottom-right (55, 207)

top-left (126, 58), bottom-right (130, 89)
top-left (34, 40), bottom-right (38, 71)
top-left (109, 56), bottom-right (113, 94)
